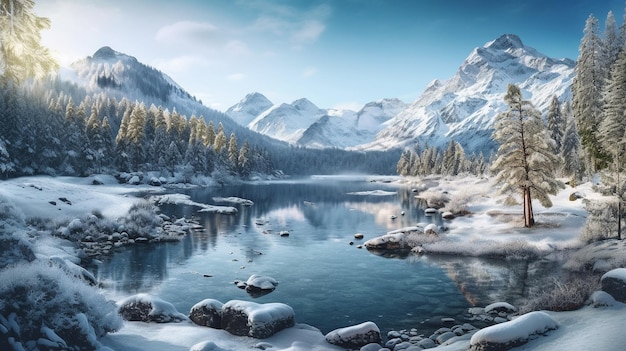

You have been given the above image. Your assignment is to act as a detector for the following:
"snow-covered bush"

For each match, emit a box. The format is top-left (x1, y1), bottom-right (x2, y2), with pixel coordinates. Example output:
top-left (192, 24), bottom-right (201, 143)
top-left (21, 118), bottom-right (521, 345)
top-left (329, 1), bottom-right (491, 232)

top-left (518, 273), bottom-right (600, 314)
top-left (119, 200), bottom-right (163, 239)
top-left (580, 198), bottom-right (621, 243)
top-left (0, 261), bottom-right (122, 350)
top-left (0, 231), bottom-right (35, 269)
top-left (0, 195), bottom-right (25, 229)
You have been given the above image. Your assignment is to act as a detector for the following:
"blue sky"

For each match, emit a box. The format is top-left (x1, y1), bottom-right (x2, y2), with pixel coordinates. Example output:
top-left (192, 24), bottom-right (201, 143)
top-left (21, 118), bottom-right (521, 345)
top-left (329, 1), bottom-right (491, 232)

top-left (35, 0), bottom-right (625, 111)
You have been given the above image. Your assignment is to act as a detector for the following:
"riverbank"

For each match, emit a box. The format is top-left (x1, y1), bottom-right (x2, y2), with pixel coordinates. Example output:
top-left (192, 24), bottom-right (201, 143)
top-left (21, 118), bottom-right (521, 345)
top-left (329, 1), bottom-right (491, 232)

top-left (1, 174), bottom-right (626, 350)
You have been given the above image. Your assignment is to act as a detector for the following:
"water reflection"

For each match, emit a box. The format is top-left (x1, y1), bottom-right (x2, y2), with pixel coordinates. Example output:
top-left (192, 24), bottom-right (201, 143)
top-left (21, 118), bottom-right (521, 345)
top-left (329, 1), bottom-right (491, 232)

top-left (91, 178), bottom-right (560, 334)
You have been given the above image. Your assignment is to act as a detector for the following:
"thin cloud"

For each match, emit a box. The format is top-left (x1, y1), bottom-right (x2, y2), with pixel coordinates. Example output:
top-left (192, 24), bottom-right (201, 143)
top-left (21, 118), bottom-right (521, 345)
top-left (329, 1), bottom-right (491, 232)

top-left (246, 2), bottom-right (332, 46)
top-left (224, 40), bottom-right (251, 56)
top-left (227, 73), bottom-right (246, 81)
top-left (155, 21), bottom-right (218, 43)
top-left (301, 66), bottom-right (318, 78)
top-left (153, 55), bottom-right (210, 74)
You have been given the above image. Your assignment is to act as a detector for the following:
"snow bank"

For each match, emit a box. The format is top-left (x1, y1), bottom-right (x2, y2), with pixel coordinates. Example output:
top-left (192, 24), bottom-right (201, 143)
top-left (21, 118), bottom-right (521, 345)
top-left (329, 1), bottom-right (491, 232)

top-left (213, 196), bottom-right (254, 206)
top-left (469, 311), bottom-right (558, 350)
top-left (151, 194), bottom-right (238, 214)
top-left (0, 175), bottom-right (146, 219)
top-left (347, 190), bottom-right (397, 196)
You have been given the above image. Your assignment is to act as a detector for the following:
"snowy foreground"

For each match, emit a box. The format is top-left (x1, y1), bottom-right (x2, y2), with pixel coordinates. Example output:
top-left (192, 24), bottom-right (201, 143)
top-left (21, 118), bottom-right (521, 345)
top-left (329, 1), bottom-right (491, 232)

top-left (2, 175), bottom-right (626, 350)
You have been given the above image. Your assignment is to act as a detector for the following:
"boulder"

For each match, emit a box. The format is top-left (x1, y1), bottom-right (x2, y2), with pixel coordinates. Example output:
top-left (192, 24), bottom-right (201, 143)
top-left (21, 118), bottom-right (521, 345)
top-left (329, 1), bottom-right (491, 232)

top-left (189, 299), bottom-right (224, 328)
top-left (235, 275), bottom-right (279, 298)
top-left (601, 268), bottom-right (626, 302)
top-left (325, 321), bottom-right (381, 349)
top-left (118, 294), bottom-right (186, 323)
top-left (221, 300), bottom-right (295, 338)
top-left (469, 311), bottom-right (558, 351)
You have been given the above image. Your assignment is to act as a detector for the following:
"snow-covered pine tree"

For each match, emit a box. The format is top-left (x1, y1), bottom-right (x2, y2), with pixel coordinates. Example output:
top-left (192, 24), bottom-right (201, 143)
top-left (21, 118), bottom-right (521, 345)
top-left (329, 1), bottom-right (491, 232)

top-left (573, 14), bottom-right (609, 171)
top-left (227, 133), bottom-right (238, 169)
top-left (0, 0), bottom-right (58, 84)
top-left (442, 139), bottom-right (458, 175)
top-left (604, 11), bottom-right (621, 71)
top-left (546, 96), bottom-right (565, 153)
top-left (238, 140), bottom-right (251, 177)
top-left (599, 39), bottom-right (626, 164)
top-left (491, 84), bottom-right (564, 227)
top-left (127, 102), bottom-right (147, 170)
top-left (560, 101), bottom-right (582, 180)
top-left (396, 149), bottom-right (411, 176)
top-left (213, 123), bottom-right (227, 154)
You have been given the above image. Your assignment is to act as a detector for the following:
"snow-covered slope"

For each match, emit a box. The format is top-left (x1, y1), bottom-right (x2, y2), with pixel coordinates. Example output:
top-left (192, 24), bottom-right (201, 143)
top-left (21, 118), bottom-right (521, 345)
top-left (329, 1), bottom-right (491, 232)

top-left (226, 96), bottom-right (406, 149)
top-left (225, 92), bottom-right (274, 127)
top-left (59, 47), bottom-right (287, 150)
top-left (247, 98), bottom-right (325, 144)
top-left (297, 98), bottom-right (407, 148)
top-left (365, 34), bottom-right (575, 154)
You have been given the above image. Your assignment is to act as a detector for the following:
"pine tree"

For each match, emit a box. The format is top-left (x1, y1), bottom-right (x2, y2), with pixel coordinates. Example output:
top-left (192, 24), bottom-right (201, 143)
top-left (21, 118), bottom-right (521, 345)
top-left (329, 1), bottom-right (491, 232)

top-left (604, 11), bottom-right (621, 68)
top-left (560, 101), bottom-right (582, 179)
top-left (600, 41), bottom-right (626, 162)
top-left (0, 0), bottom-right (58, 84)
top-left (396, 149), bottom-right (411, 176)
top-left (572, 14), bottom-right (609, 171)
top-left (214, 123), bottom-right (227, 153)
top-left (491, 84), bottom-right (564, 227)
top-left (227, 133), bottom-right (239, 168)
top-left (238, 140), bottom-right (252, 177)
top-left (546, 96), bottom-right (565, 153)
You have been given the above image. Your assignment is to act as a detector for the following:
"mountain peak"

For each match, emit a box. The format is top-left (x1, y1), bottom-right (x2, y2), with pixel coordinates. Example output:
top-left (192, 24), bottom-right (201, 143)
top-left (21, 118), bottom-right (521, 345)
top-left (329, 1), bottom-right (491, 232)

top-left (485, 34), bottom-right (524, 51)
top-left (93, 46), bottom-right (121, 60)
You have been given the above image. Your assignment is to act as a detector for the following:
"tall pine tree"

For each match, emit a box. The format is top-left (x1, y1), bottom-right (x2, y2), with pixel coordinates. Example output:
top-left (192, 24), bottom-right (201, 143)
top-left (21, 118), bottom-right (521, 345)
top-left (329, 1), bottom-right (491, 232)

top-left (491, 84), bottom-right (564, 227)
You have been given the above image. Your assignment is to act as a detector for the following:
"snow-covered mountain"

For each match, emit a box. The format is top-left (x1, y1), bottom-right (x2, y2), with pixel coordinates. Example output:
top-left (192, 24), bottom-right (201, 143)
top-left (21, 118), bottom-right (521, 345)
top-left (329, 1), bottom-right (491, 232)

top-left (247, 98), bottom-right (325, 144)
top-left (226, 95), bottom-right (406, 149)
top-left (225, 92), bottom-right (274, 127)
top-left (365, 34), bottom-right (575, 153)
top-left (59, 47), bottom-right (285, 149)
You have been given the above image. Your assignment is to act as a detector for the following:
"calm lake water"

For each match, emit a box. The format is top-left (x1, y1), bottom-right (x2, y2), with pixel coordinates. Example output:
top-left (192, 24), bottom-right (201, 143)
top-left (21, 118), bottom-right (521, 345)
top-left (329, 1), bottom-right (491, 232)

top-left (91, 176), bottom-right (560, 335)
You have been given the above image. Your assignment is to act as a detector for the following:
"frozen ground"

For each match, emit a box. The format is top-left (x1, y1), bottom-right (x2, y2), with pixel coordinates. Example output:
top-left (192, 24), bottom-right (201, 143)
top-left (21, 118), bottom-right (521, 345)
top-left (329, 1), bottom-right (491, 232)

top-left (1, 174), bottom-right (626, 350)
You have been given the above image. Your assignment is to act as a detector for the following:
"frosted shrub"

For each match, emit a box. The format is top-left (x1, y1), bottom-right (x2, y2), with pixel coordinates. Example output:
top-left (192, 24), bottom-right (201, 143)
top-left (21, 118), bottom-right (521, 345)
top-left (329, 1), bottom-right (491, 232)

top-left (519, 273), bottom-right (600, 314)
top-left (120, 200), bottom-right (163, 239)
top-left (0, 195), bottom-right (25, 228)
top-left (0, 262), bottom-right (122, 350)
top-left (580, 198), bottom-right (620, 243)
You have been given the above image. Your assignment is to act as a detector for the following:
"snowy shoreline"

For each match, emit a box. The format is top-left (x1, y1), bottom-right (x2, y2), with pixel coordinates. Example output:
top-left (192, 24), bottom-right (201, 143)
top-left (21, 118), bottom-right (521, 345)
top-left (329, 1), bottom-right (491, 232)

top-left (2, 174), bottom-right (626, 350)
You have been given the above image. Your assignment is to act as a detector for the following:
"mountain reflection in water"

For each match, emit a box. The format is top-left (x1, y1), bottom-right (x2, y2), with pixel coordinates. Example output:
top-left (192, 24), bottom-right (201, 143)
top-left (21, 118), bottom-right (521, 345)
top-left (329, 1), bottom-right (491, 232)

top-left (90, 177), bottom-right (560, 334)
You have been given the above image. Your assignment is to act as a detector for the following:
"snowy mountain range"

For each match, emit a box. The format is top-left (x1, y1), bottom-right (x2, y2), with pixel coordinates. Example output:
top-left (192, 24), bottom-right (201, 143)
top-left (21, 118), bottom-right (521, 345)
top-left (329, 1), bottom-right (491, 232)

top-left (226, 94), bottom-right (407, 149)
top-left (366, 34), bottom-right (575, 153)
top-left (60, 46), bottom-right (282, 149)
top-left (227, 34), bottom-right (575, 153)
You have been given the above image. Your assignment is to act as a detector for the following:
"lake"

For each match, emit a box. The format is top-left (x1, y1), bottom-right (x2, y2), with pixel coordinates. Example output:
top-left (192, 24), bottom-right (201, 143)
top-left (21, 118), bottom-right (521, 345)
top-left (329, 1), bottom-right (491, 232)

top-left (90, 176), bottom-right (560, 335)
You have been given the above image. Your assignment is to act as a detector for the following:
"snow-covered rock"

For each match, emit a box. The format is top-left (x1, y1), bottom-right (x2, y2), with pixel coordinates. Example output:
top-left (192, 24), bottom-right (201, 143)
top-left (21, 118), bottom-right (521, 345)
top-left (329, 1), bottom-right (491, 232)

top-left (221, 300), bottom-right (295, 338)
top-left (245, 275), bottom-right (279, 291)
top-left (118, 294), bottom-right (187, 323)
top-left (601, 268), bottom-right (626, 302)
top-left (586, 291), bottom-right (616, 308)
top-left (189, 299), bottom-right (224, 328)
top-left (469, 311), bottom-right (558, 351)
top-left (484, 302), bottom-right (517, 315)
top-left (324, 321), bottom-right (381, 349)
top-left (364, 34), bottom-right (575, 154)
top-left (189, 340), bottom-right (232, 351)
top-left (212, 197), bottom-right (254, 206)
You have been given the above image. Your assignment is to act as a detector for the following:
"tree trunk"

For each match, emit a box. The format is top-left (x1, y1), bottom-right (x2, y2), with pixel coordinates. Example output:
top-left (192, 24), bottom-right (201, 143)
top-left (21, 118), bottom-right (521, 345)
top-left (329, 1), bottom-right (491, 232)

top-left (523, 187), bottom-right (534, 227)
